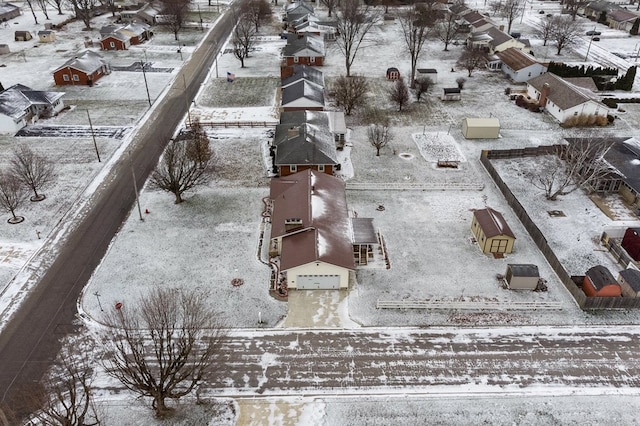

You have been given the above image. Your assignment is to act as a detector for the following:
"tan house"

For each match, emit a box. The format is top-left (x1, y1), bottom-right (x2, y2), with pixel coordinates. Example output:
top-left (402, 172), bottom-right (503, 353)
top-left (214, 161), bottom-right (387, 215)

top-left (471, 207), bottom-right (515, 255)
top-left (269, 169), bottom-right (355, 290)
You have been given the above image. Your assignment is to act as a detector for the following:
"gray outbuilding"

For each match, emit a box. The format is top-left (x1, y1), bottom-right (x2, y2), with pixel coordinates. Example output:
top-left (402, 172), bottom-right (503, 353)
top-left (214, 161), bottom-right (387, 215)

top-left (505, 264), bottom-right (539, 290)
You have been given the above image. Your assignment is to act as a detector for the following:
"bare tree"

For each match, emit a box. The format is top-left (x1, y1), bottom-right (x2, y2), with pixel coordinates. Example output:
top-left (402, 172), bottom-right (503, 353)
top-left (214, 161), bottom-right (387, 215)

top-left (24, 0), bottom-right (39, 24)
top-left (47, 0), bottom-right (64, 15)
top-left (186, 118), bottom-right (211, 168)
top-left (232, 14), bottom-right (256, 68)
top-left (150, 130), bottom-right (213, 204)
top-left (68, 0), bottom-right (97, 29)
top-left (331, 74), bottom-right (369, 115)
top-left (434, 13), bottom-right (459, 51)
top-left (537, 15), bottom-right (555, 46)
top-left (27, 336), bottom-right (101, 426)
top-left (388, 78), bottom-right (410, 112)
top-left (456, 76), bottom-right (466, 89)
top-left (399, 5), bottom-right (430, 88)
top-left (414, 76), bottom-right (433, 102)
top-left (0, 171), bottom-right (27, 224)
top-left (102, 288), bottom-right (226, 418)
top-left (368, 123), bottom-right (393, 156)
top-left (36, 0), bottom-right (50, 20)
top-left (335, 0), bottom-right (381, 77)
top-left (490, 0), bottom-right (525, 34)
top-left (245, 0), bottom-right (271, 32)
top-left (161, 0), bottom-right (191, 41)
top-left (456, 46), bottom-right (487, 77)
top-left (551, 15), bottom-right (581, 55)
top-left (564, 0), bottom-right (588, 20)
top-left (320, 0), bottom-right (340, 17)
top-left (11, 145), bottom-right (55, 202)
top-left (99, 0), bottom-right (117, 17)
top-left (528, 138), bottom-right (615, 200)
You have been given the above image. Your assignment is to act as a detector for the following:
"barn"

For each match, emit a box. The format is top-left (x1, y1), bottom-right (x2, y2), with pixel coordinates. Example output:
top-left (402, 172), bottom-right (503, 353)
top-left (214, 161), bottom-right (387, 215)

top-left (471, 207), bottom-right (516, 256)
top-left (619, 268), bottom-right (640, 298)
top-left (505, 264), bottom-right (539, 290)
top-left (583, 265), bottom-right (621, 297)
top-left (621, 228), bottom-right (640, 261)
top-left (462, 117), bottom-right (500, 139)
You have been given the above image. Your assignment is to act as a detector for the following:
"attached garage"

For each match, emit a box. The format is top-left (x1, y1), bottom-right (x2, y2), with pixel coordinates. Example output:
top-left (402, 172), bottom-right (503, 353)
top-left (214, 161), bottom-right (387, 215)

top-left (461, 117), bottom-right (500, 139)
top-left (286, 260), bottom-right (351, 290)
top-left (297, 275), bottom-right (340, 290)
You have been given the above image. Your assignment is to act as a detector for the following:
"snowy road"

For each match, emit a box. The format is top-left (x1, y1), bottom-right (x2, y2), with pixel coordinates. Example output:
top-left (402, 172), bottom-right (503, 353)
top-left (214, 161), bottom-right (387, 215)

top-left (199, 327), bottom-right (640, 397)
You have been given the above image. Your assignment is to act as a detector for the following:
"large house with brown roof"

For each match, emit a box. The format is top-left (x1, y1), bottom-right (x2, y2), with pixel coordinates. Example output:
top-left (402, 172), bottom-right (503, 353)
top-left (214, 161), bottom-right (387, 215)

top-left (496, 48), bottom-right (547, 82)
top-left (526, 73), bottom-right (609, 124)
top-left (471, 207), bottom-right (516, 255)
top-left (269, 169), bottom-right (355, 290)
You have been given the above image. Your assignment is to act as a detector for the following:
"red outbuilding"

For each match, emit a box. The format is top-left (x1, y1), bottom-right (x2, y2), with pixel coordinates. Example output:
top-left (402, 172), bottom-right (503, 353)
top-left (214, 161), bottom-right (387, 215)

top-left (622, 228), bottom-right (640, 261)
top-left (583, 265), bottom-right (621, 297)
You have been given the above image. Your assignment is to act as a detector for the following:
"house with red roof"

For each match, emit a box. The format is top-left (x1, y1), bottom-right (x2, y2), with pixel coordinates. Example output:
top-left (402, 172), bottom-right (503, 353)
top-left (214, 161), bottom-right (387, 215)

top-left (269, 169), bottom-right (355, 289)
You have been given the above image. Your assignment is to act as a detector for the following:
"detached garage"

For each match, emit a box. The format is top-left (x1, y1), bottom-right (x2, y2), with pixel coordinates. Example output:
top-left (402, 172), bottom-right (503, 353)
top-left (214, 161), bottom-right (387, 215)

top-left (461, 117), bottom-right (500, 139)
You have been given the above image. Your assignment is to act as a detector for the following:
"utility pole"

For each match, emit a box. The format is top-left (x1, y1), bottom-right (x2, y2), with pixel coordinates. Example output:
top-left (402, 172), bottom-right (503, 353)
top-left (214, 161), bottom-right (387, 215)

top-left (129, 151), bottom-right (144, 221)
top-left (86, 109), bottom-right (101, 162)
top-left (182, 73), bottom-right (192, 126)
top-left (142, 52), bottom-right (151, 107)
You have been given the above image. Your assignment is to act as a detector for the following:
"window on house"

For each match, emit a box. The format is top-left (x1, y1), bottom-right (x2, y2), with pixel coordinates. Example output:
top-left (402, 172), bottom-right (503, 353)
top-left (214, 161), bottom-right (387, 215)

top-left (72, 75), bottom-right (80, 81)
top-left (294, 57), bottom-right (299, 63)
top-left (110, 41), bottom-right (115, 48)
top-left (318, 165), bottom-right (324, 172)
top-left (63, 75), bottom-right (70, 81)
top-left (574, 111), bottom-right (578, 116)
top-left (310, 56), bottom-right (315, 63)
top-left (291, 165), bottom-right (297, 172)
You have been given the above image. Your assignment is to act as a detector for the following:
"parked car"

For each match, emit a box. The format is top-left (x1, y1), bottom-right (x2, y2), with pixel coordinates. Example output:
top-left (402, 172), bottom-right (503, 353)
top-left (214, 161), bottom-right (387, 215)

top-left (586, 30), bottom-right (602, 36)
top-left (539, 10), bottom-right (545, 13)
top-left (592, 37), bottom-right (601, 41)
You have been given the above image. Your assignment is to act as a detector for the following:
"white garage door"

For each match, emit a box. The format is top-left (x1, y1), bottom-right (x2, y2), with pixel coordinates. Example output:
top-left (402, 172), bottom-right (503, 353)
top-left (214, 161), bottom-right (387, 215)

top-left (297, 275), bottom-right (340, 290)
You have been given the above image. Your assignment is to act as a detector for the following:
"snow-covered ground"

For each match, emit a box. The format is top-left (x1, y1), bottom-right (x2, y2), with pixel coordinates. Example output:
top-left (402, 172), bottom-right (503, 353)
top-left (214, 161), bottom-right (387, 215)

top-left (3, 0), bottom-right (640, 423)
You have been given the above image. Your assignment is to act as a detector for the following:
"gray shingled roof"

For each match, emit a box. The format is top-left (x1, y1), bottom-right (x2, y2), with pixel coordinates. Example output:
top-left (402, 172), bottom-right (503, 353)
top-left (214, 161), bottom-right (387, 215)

top-left (620, 268), bottom-right (640, 292)
top-left (273, 119), bottom-right (337, 167)
top-left (281, 80), bottom-right (324, 107)
top-left (527, 72), bottom-right (603, 110)
top-left (0, 84), bottom-right (64, 120)
top-left (282, 34), bottom-right (324, 57)
top-left (281, 65), bottom-right (324, 89)
top-left (54, 50), bottom-right (109, 74)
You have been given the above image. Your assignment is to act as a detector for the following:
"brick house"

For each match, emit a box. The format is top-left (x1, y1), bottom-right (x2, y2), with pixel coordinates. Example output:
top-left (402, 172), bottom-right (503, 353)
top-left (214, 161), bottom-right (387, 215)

top-left (53, 51), bottom-right (110, 86)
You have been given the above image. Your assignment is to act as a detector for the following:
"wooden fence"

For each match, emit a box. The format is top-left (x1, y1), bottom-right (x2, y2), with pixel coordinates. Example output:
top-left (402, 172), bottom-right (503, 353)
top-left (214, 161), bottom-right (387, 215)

top-left (346, 182), bottom-right (484, 191)
top-left (187, 121), bottom-right (277, 128)
top-left (480, 149), bottom-right (640, 310)
top-left (376, 300), bottom-right (563, 310)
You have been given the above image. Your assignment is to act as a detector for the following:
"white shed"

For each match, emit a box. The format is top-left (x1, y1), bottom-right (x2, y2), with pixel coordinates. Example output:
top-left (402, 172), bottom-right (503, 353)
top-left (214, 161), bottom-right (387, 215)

top-left (505, 264), bottom-right (539, 290)
top-left (461, 117), bottom-right (500, 139)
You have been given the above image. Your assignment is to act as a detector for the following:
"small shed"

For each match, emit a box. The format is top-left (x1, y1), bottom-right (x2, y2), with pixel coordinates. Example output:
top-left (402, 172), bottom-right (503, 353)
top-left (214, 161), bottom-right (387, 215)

top-left (619, 268), bottom-right (640, 298)
top-left (417, 68), bottom-right (438, 83)
top-left (583, 265), bottom-right (621, 297)
top-left (505, 264), bottom-right (539, 290)
top-left (461, 117), bottom-right (500, 139)
top-left (38, 30), bottom-right (55, 43)
top-left (386, 67), bottom-right (400, 80)
top-left (14, 30), bottom-right (32, 41)
top-left (471, 207), bottom-right (516, 256)
top-left (0, 44), bottom-right (9, 54)
top-left (621, 228), bottom-right (640, 261)
top-left (441, 87), bottom-right (461, 101)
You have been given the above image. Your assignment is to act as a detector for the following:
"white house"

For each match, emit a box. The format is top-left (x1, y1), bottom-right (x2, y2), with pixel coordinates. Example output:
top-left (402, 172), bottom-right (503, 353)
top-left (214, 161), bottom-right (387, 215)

top-left (526, 73), bottom-right (609, 124)
top-left (269, 169), bottom-right (355, 290)
top-left (496, 48), bottom-right (547, 82)
top-left (0, 84), bottom-right (64, 134)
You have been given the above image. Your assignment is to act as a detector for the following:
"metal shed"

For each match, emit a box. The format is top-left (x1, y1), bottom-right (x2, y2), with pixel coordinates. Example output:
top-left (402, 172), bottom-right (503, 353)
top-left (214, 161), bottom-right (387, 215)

top-left (505, 264), bottom-right (539, 290)
top-left (461, 117), bottom-right (500, 139)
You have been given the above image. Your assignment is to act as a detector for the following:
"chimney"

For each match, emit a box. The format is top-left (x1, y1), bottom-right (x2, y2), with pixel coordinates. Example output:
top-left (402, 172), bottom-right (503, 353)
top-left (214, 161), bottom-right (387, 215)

top-left (539, 83), bottom-right (550, 108)
top-left (280, 64), bottom-right (294, 79)
top-left (284, 218), bottom-right (303, 231)
top-left (288, 126), bottom-right (300, 138)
